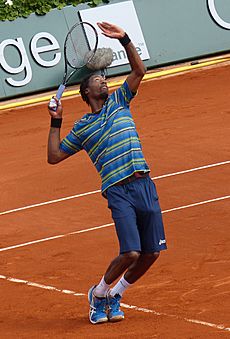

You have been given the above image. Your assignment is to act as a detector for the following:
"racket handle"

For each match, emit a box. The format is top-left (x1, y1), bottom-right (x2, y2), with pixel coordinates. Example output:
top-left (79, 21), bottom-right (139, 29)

top-left (56, 84), bottom-right (66, 100)
top-left (48, 84), bottom-right (65, 111)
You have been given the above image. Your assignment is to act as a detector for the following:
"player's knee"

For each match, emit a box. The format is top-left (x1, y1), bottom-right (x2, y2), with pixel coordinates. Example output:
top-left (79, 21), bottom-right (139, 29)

top-left (143, 251), bottom-right (160, 264)
top-left (122, 251), bottom-right (140, 264)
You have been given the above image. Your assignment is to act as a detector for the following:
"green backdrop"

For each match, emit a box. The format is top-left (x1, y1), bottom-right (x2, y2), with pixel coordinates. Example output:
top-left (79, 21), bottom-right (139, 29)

top-left (0, 0), bottom-right (230, 99)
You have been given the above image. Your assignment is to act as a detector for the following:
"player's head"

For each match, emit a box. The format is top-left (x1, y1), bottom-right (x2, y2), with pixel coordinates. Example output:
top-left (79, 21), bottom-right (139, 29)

top-left (80, 74), bottom-right (108, 105)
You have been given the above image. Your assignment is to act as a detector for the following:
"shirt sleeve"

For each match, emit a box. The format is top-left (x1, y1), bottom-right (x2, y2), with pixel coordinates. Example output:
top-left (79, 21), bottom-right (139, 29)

top-left (110, 80), bottom-right (136, 108)
top-left (60, 127), bottom-right (83, 155)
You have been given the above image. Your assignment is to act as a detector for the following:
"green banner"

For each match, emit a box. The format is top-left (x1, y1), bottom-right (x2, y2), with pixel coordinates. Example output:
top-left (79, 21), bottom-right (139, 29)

top-left (1, 0), bottom-right (230, 100)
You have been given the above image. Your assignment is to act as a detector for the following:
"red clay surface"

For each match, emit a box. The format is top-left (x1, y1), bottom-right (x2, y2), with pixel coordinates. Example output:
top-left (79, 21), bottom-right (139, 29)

top-left (0, 65), bottom-right (230, 338)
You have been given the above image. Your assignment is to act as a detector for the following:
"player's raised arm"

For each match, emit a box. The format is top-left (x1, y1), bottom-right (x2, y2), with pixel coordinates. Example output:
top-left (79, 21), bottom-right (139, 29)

top-left (97, 22), bottom-right (146, 93)
top-left (47, 98), bottom-right (70, 164)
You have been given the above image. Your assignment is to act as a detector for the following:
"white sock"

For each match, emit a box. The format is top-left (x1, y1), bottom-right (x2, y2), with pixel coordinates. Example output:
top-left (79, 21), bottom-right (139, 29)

top-left (110, 276), bottom-right (131, 297)
top-left (94, 276), bottom-right (110, 298)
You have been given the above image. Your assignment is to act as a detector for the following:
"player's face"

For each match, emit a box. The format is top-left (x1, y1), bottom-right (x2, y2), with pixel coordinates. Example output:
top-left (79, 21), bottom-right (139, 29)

top-left (87, 75), bottom-right (108, 101)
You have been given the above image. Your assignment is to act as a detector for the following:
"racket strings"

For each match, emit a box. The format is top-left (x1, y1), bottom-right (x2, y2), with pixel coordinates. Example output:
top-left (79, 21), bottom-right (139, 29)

top-left (65, 23), bottom-right (98, 69)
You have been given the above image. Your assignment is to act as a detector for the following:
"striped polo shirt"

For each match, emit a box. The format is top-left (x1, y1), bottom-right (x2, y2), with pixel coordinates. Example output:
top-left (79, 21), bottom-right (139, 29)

top-left (60, 81), bottom-right (150, 193)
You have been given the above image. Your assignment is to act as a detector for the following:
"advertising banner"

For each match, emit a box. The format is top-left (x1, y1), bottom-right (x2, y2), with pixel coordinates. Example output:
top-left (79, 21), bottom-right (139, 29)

top-left (1, 0), bottom-right (230, 100)
top-left (79, 1), bottom-right (150, 67)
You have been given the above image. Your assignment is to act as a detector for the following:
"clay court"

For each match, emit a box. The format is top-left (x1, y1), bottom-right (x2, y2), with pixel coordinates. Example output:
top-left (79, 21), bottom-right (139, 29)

top-left (0, 63), bottom-right (230, 338)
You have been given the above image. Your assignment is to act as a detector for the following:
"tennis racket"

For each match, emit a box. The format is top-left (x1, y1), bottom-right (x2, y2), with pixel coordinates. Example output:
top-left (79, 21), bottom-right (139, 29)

top-left (49, 21), bottom-right (98, 111)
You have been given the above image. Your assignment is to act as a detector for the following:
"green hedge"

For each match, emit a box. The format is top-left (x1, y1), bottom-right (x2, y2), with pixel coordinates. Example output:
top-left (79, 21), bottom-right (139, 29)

top-left (0, 0), bottom-right (109, 21)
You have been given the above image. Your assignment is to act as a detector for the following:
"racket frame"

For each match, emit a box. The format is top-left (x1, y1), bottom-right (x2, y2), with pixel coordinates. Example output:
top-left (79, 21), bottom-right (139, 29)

top-left (55, 21), bottom-right (98, 100)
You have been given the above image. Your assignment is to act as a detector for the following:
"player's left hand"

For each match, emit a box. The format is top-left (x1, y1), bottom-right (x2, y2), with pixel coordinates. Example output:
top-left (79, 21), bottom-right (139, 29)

top-left (97, 22), bottom-right (125, 40)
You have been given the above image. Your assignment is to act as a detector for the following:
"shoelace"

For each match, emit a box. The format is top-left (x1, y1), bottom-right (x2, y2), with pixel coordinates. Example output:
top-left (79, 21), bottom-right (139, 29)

top-left (109, 296), bottom-right (120, 311)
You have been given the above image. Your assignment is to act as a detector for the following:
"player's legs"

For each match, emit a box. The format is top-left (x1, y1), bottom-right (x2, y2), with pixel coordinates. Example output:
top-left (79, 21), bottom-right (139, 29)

top-left (88, 178), bottom-right (167, 323)
top-left (89, 187), bottom-right (141, 323)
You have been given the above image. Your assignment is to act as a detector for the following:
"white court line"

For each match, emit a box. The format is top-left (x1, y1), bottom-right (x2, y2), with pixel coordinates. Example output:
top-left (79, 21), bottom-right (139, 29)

top-left (120, 303), bottom-right (230, 332)
top-left (0, 195), bottom-right (229, 253)
top-left (162, 195), bottom-right (230, 213)
top-left (153, 160), bottom-right (230, 179)
top-left (0, 160), bottom-right (229, 216)
top-left (0, 274), bottom-right (84, 296)
top-left (0, 189), bottom-right (101, 216)
top-left (0, 223), bottom-right (114, 252)
top-left (0, 274), bottom-right (229, 332)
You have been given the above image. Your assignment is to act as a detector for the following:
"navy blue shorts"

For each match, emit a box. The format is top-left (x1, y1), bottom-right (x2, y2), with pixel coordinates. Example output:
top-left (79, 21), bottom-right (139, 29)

top-left (106, 175), bottom-right (167, 254)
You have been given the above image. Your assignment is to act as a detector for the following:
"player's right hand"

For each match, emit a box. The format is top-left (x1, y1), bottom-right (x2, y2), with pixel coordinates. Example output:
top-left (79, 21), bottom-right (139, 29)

top-left (48, 96), bottom-right (63, 118)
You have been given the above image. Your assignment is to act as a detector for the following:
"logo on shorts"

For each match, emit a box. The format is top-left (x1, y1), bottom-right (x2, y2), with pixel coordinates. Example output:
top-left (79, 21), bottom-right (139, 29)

top-left (159, 239), bottom-right (166, 246)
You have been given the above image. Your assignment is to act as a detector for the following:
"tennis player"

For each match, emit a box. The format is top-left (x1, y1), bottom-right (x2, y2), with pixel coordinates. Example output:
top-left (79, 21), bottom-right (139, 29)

top-left (47, 22), bottom-right (167, 324)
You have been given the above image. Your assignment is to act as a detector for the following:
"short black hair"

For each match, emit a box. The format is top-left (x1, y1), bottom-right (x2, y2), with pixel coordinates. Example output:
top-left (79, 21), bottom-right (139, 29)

top-left (79, 74), bottom-right (94, 105)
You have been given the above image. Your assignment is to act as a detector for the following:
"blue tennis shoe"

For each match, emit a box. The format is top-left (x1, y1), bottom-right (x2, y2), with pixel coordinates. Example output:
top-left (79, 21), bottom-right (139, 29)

top-left (107, 293), bottom-right (124, 322)
top-left (88, 285), bottom-right (108, 324)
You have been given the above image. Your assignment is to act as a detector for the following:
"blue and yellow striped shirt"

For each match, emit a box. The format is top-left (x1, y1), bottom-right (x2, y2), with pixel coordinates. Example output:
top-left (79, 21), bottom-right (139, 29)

top-left (60, 81), bottom-right (150, 193)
